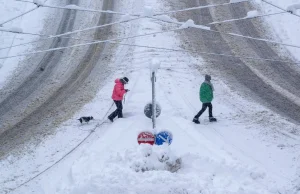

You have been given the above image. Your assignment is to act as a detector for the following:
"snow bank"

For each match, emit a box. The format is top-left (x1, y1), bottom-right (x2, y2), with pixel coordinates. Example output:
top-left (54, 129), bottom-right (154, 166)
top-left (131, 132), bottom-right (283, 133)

top-left (55, 144), bottom-right (272, 194)
top-left (154, 15), bottom-right (178, 23)
top-left (179, 19), bottom-right (210, 30)
top-left (150, 58), bottom-right (160, 72)
top-left (120, 14), bottom-right (132, 22)
top-left (143, 6), bottom-right (154, 17)
top-left (246, 10), bottom-right (259, 18)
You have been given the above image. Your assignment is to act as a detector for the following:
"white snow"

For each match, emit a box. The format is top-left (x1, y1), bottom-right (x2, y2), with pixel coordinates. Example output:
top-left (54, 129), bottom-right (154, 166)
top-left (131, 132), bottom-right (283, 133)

top-left (33, 0), bottom-right (44, 6)
top-left (0, 0), bottom-right (57, 89)
top-left (252, 0), bottom-right (300, 62)
top-left (150, 58), bottom-right (160, 72)
top-left (0, 0), bottom-right (300, 194)
top-left (286, 4), bottom-right (300, 14)
top-left (143, 6), bottom-right (155, 17)
top-left (154, 14), bottom-right (178, 23)
top-left (0, 26), bottom-right (23, 33)
top-left (179, 19), bottom-right (210, 30)
top-left (64, 4), bottom-right (81, 10)
top-left (246, 10), bottom-right (259, 18)
top-left (230, 0), bottom-right (248, 3)
top-left (120, 14), bottom-right (132, 22)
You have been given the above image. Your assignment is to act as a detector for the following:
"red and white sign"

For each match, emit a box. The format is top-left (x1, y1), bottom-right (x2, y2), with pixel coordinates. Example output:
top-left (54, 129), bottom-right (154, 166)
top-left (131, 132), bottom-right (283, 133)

top-left (137, 132), bottom-right (155, 145)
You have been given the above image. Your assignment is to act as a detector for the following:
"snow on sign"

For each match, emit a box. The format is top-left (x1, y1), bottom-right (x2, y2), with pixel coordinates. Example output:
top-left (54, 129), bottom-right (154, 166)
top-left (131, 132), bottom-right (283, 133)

top-left (137, 132), bottom-right (155, 145)
top-left (155, 131), bottom-right (173, 145)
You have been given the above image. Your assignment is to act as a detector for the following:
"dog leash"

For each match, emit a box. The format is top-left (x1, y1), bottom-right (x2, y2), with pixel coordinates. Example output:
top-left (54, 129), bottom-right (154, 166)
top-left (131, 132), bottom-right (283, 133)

top-left (123, 93), bottom-right (127, 104)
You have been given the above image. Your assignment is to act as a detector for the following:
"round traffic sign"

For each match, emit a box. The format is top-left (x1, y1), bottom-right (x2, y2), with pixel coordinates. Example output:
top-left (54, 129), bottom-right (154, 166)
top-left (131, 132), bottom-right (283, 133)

top-left (137, 132), bottom-right (155, 145)
top-left (155, 131), bottom-right (173, 145)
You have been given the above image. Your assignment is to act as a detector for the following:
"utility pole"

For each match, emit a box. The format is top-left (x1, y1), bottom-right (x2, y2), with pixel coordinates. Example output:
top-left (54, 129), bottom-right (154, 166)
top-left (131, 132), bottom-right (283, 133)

top-left (151, 71), bottom-right (156, 129)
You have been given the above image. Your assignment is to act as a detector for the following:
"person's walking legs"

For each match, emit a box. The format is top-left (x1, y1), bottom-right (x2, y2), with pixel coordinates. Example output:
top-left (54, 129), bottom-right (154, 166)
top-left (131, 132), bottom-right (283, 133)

top-left (193, 103), bottom-right (209, 124)
top-left (115, 101), bottom-right (123, 118)
top-left (207, 103), bottom-right (213, 118)
top-left (108, 101), bottom-right (123, 121)
top-left (194, 103), bottom-right (208, 118)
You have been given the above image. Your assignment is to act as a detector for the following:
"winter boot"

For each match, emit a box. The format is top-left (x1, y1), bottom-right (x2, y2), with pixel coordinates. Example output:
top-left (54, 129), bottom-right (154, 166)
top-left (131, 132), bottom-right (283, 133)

top-left (108, 116), bottom-right (113, 122)
top-left (209, 117), bottom-right (217, 122)
top-left (193, 118), bottom-right (200, 124)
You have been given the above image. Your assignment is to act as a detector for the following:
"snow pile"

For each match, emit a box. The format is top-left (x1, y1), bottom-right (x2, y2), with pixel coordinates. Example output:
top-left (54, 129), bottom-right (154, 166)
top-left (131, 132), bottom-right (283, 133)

top-left (287, 4), bottom-right (300, 14)
top-left (246, 10), bottom-right (259, 18)
top-left (143, 6), bottom-right (154, 17)
top-left (179, 19), bottom-right (210, 30)
top-left (150, 58), bottom-right (160, 72)
top-left (130, 144), bottom-right (181, 173)
top-left (120, 14), bottom-right (132, 22)
top-left (154, 15), bottom-right (178, 24)
top-left (55, 143), bottom-right (273, 194)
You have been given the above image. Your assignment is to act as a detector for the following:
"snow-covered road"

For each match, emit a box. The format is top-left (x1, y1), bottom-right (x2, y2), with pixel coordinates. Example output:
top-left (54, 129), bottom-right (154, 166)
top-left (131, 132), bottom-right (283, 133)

top-left (0, 0), bottom-right (300, 193)
top-left (169, 0), bottom-right (300, 124)
top-left (0, 0), bottom-right (116, 159)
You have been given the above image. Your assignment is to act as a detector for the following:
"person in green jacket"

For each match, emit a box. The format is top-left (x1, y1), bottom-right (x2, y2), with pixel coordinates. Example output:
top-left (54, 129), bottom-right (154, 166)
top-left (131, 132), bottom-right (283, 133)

top-left (193, 75), bottom-right (217, 124)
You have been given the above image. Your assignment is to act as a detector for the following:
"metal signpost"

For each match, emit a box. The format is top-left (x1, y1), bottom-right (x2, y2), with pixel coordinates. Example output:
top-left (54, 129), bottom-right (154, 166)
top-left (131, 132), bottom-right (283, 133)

top-left (151, 71), bottom-right (156, 129)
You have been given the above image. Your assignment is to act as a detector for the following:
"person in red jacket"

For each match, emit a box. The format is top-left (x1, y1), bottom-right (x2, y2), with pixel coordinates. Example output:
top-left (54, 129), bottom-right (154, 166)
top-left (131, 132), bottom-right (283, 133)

top-left (108, 77), bottom-right (129, 122)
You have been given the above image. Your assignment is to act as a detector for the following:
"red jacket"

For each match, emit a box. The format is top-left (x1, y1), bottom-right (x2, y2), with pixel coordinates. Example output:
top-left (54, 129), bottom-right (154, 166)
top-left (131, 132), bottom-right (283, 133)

top-left (112, 79), bottom-right (126, 101)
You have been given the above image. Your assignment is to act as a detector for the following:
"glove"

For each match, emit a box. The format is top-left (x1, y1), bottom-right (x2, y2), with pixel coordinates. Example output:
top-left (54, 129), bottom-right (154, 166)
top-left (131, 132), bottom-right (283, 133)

top-left (125, 89), bottom-right (130, 92)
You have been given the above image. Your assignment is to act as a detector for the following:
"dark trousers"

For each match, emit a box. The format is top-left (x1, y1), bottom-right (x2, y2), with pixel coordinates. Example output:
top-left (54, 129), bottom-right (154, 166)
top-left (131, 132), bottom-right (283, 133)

top-left (194, 102), bottom-right (213, 118)
top-left (109, 100), bottom-right (123, 119)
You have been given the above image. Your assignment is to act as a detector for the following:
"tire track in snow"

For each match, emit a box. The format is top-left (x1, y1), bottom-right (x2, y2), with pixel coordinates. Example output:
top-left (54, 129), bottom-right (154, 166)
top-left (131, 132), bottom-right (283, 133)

top-left (170, 0), bottom-right (300, 124)
top-left (0, 0), bottom-right (116, 158)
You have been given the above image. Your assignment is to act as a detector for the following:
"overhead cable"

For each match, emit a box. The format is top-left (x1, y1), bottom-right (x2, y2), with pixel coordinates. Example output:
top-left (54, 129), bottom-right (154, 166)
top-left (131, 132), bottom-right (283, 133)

top-left (0, 27), bottom-right (183, 60)
top-left (151, 17), bottom-right (300, 49)
top-left (107, 41), bottom-right (298, 64)
top-left (207, 11), bottom-right (287, 25)
top-left (154, 0), bottom-right (248, 16)
top-left (261, 0), bottom-right (300, 18)
top-left (0, 27), bottom-right (298, 64)
top-left (0, 16), bottom-right (142, 50)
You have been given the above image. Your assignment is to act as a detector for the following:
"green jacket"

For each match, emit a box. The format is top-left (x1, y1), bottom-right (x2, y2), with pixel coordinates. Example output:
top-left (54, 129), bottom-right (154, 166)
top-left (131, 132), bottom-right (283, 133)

top-left (200, 82), bottom-right (213, 103)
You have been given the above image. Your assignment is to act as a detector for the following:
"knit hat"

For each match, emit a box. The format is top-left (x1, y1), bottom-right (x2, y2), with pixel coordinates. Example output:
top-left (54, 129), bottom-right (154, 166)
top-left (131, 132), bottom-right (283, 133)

top-left (205, 74), bottom-right (211, 82)
top-left (121, 77), bottom-right (129, 84)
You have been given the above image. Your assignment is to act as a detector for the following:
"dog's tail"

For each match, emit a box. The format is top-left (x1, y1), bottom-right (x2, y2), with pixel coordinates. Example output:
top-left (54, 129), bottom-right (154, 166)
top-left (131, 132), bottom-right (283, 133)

top-left (78, 118), bottom-right (82, 123)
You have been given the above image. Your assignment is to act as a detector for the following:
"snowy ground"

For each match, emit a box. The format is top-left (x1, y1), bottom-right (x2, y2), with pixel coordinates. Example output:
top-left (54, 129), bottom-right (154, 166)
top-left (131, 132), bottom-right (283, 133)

top-left (0, 0), bottom-right (56, 89)
top-left (252, 0), bottom-right (300, 61)
top-left (1, 0), bottom-right (300, 194)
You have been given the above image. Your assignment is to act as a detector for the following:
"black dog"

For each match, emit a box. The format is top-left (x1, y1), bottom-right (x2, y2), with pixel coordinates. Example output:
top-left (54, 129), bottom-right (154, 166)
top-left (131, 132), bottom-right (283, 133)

top-left (78, 116), bottom-right (94, 124)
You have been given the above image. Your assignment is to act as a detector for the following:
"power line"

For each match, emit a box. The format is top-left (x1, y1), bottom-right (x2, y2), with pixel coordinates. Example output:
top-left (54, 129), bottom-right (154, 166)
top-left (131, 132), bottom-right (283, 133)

top-left (261, 0), bottom-right (300, 18)
top-left (154, 0), bottom-right (248, 16)
top-left (152, 17), bottom-right (300, 49)
top-left (207, 11), bottom-right (287, 25)
top-left (0, 27), bottom-right (298, 65)
top-left (0, 9), bottom-right (288, 51)
top-left (107, 41), bottom-right (299, 64)
top-left (0, 27), bottom-right (46, 36)
top-left (8, 102), bottom-right (115, 193)
top-left (0, 6), bottom-right (39, 26)
top-left (0, 27), bottom-right (183, 60)
top-left (16, 0), bottom-right (139, 16)
top-left (0, 16), bottom-right (142, 50)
